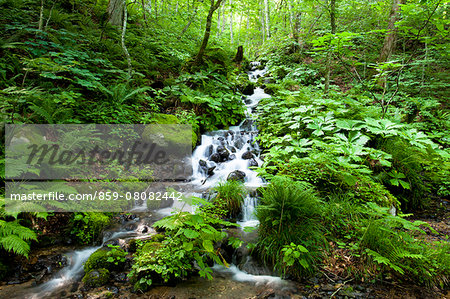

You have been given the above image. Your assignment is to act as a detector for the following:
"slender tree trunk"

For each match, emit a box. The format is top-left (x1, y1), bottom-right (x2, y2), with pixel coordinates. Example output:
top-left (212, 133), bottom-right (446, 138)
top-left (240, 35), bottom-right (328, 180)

top-left (38, 0), bottom-right (45, 30)
top-left (260, 7), bottom-right (265, 42)
top-left (229, 0), bottom-right (233, 44)
top-left (217, 6), bottom-right (221, 37)
top-left (107, 0), bottom-right (124, 26)
top-left (288, 1), bottom-right (294, 34)
top-left (237, 13), bottom-right (243, 44)
top-left (264, 0), bottom-right (270, 38)
top-left (141, 0), bottom-right (148, 26)
top-left (221, 2), bottom-right (226, 34)
top-left (245, 13), bottom-right (250, 49)
top-left (324, 0), bottom-right (336, 94)
top-left (195, 0), bottom-right (224, 64)
top-left (179, 3), bottom-right (199, 38)
top-left (379, 0), bottom-right (402, 63)
top-left (44, 3), bottom-right (54, 30)
top-left (121, 0), bottom-right (132, 78)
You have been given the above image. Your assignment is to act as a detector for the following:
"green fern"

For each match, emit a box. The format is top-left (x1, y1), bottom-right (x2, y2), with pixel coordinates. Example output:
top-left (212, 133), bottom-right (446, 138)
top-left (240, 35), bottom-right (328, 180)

top-left (0, 220), bottom-right (37, 257)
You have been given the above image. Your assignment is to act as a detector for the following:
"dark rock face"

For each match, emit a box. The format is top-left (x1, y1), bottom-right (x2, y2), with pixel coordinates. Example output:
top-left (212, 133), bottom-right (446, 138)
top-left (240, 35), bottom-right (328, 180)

top-left (249, 158), bottom-right (258, 167)
top-left (199, 159), bottom-right (207, 167)
top-left (227, 170), bottom-right (246, 182)
top-left (207, 166), bottom-right (216, 176)
top-left (242, 151), bottom-right (254, 160)
top-left (206, 145), bottom-right (214, 157)
top-left (217, 146), bottom-right (230, 162)
top-left (209, 153), bottom-right (220, 163)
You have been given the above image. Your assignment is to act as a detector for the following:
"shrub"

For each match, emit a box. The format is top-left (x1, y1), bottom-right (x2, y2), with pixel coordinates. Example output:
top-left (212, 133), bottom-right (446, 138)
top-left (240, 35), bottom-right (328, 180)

top-left (212, 180), bottom-right (247, 219)
top-left (70, 212), bottom-right (111, 245)
top-left (359, 203), bottom-right (450, 288)
top-left (84, 246), bottom-right (126, 272)
top-left (256, 176), bottom-right (326, 278)
top-left (129, 205), bottom-right (238, 291)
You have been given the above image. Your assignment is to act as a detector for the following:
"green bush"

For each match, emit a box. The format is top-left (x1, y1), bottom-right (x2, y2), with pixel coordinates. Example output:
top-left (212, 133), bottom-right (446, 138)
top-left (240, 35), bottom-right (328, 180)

top-left (376, 137), bottom-right (431, 210)
top-left (256, 176), bottom-right (326, 278)
top-left (212, 180), bottom-right (247, 219)
top-left (84, 246), bottom-right (126, 272)
top-left (129, 206), bottom-right (238, 291)
top-left (71, 212), bottom-right (111, 245)
top-left (359, 203), bottom-right (450, 288)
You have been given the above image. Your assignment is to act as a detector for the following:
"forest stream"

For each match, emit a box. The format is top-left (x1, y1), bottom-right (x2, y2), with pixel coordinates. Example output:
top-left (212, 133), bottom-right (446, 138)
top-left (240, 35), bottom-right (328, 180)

top-left (4, 63), bottom-right (298, 299)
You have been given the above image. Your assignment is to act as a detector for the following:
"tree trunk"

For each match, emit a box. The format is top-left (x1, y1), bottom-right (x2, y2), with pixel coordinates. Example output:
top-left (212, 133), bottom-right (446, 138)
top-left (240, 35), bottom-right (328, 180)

top-left (141, 0), bottom-right (148, 26)
top-left (217, 5), bottom-right (221, 37)
top-left (195, 0), bottom-right (224, 64)
top-left (107, 0), bottom-right (124, 26)
top-left (121, 0), bottom-right (132, 78)
top-left (179, 3), bottom-right (199, 38)
top-left (379, 0), bottom-right (402, 63)
top-left (264, 0), bottom-right (270, 38)
top-left (324, 0), bottom-right (336, 94)
top-left (229, 0), bottom-right (233, 44)
top-left (38, 0), bottom-right (45, 30)
top-left (233, 45), bottom-right (244, 63)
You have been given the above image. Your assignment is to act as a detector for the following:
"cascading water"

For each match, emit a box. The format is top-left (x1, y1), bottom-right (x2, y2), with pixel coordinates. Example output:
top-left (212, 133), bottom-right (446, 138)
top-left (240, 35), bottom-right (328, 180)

top-left (25, 218), bottom-right (153, 299)
top-left (19, 63), bottom-right (287, 298)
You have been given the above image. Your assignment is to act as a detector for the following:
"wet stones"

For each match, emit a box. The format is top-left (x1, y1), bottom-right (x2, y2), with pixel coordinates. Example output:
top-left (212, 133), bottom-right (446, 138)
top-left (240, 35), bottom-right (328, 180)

top-left (234, 137), bottom-right (245, 149)
top-left (206, 144), bottom-right (214, 157)
top-left (207, 166), bottom-right (216, 176)
top-left (227, 170), bottom-right (246, 182)
top-left (249, 158), bottom-right (258, 167)
top-left (199, 159), bottom-right (207, 168)
top-left (199, 159), bottom-right (216, 176)
top-left (217, 145), bottom-right (230, 161)
top-left (209, 153), bottom-right (220, 163)
top-left (242, 151), bottom-right (254, 160)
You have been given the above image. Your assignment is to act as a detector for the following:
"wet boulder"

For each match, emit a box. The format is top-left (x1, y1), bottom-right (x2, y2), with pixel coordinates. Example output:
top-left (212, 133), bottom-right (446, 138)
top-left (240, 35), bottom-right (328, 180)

top-left (199, 159), bottom-right (209, 174)
top-left (234, 137), bottom-right (245, 149)
top-left (242, 151), bottom-right (254, 160)
top-left (217, 146), bottom-right (230, 161)
top-left (84, 248), bottom-right (126, 272)
top-left (229, 154), bottom-right (236, 160)
top-left (209, 153), bottom-right (221, 163)
top-left (227, 170), bottom-right (246, 182)
top-left (207, 166), bottom-right (216, 176)
top-left (82, 269), bottom-right (110, 288)
top-left (249, 158), bottom-right (258, 167)
top-left (206, 144), bottom-right (214, 157)
top-left (199, 159), bottom-right (207, 168)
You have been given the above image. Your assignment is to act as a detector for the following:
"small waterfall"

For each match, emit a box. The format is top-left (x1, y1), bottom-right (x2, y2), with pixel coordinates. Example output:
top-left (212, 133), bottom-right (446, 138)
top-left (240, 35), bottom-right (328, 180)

top-left (27, 217), bottom-right (149, 299)
top-left (23, 62), bottom-right (273, 297)
top-left (238, 196), bottom-right (259, 228)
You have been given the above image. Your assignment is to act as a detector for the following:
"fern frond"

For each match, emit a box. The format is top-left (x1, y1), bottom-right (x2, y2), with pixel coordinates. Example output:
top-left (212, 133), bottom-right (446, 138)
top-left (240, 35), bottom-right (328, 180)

top-left (0, 220), bottom-right (37, 241)
top-left (0, 235), bottom-right (31, 257)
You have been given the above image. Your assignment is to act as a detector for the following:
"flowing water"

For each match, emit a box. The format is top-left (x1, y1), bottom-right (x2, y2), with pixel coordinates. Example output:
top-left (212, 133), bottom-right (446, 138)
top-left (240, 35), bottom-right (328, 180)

top-left (20, 63), bottom-right (291, 298)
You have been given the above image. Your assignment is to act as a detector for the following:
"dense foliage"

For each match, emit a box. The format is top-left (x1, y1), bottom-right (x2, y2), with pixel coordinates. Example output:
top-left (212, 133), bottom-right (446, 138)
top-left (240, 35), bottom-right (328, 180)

top-left (0, 0), bottom-right (448, 295)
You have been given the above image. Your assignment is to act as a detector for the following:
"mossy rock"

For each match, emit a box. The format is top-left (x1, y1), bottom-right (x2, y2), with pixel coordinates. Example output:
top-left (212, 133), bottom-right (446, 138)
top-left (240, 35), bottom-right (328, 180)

top-left (82, 268), bottom-right (110, 288)
top-left (142, 114), bottom-right (195, 148)
top-left (141, 241), bottom-right (162, 253)
top-left (150, 234), bottom-right (165, 243)
top-left (152, 113), bottom-right (180, 125)
top-left (236, 74), bottom-right (255, 95)
top-left (84, 248), bottom-right (126, 272)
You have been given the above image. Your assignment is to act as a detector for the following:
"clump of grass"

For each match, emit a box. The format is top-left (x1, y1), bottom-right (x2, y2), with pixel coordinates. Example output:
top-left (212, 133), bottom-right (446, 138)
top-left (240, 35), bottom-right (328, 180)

top-left (212, 180), bottom-right (247, 218)
top-left (256, 176), bottom-right (326, 278)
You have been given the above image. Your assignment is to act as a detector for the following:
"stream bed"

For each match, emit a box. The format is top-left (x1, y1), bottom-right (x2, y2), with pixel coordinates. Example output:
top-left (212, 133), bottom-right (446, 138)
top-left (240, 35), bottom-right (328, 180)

top-left (6, 63), bottom-right (296, 299)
